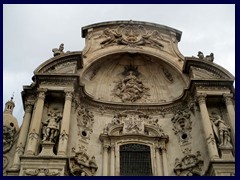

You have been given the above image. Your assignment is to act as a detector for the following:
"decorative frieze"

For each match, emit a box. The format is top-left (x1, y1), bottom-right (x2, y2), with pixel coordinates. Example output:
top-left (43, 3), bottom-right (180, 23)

top-left (23, 168), bottom-right (61, 176)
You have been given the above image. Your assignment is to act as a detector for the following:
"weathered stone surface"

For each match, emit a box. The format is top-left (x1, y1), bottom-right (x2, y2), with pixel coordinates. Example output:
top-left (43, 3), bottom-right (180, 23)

top-left (3, 21), bottom-right (235, 176)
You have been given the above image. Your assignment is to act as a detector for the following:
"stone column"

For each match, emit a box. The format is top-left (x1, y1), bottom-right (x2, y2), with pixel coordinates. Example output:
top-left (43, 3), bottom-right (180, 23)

top-left (11, 102), bottom-right (33, 169)
top-left (110, 144), bottom-right (115, 176)
top-left (102, 144), bottom-right (109, 176)
top-left (197, 93), bottom-right (219, 159)
top-left (155, 147), bottom-right (163, 176)
top-left (25, 89), bottom-right (46, 155)
top-left (160, 144), bottom-right (168, 176)
top-left (57, 90), bottom-right (73, 156)
top-left (223, 93), bottom-right (235, 145)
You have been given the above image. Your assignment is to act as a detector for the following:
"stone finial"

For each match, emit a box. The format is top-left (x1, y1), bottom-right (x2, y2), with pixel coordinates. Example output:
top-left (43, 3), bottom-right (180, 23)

top-left (52, 43), bottom-right (64, 56)
top-left (197, 51), bottom-right (214, 62)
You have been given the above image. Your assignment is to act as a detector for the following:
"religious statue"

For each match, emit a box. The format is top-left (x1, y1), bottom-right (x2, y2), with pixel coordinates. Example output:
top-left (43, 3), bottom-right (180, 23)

top-left (42, 111), bottom-right (62, 143)
top-left (210, 113), bottom-right (232, 148)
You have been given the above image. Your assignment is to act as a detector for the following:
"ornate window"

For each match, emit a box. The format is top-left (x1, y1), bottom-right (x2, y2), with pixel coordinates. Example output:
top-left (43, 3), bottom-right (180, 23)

top-left (120, 144), bottom-right (152, 176)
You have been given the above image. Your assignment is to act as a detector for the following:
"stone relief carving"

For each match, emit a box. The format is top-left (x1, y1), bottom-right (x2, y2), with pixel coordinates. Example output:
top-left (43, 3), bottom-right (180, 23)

top-left (98, 24), bottom-right (164, 49)
top-left (3, 124), bottom-right (16, 153)
top-left (41, 111), bottom-right (62, 143)
top-left (77, 106), bottom-right (95, 141)
top-left (174, 151), bottom-right (204, 176)
top-left (197, 51), bottom-right (214, 62)
top-left (23, 168), bottom-right (61, 176)
top-left (209, 112), bottom-right (233, 149)
top-left (112, 65), bottom-right (150, 103)
top-left (69, 149), bottom-right (98, 176)
top-left (163, 67), bottom-right (174, 83)
top-left (105, 110), bottom-right (166, 137)
top-left (171, 109), bottom-right (192, 146)
top-left (52, 43), bottom-right (64, 56)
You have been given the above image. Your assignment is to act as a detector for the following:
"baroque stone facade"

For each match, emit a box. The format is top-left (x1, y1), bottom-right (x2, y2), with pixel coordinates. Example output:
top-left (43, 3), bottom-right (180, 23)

top-left (3, 21), bottom-right (235, 176)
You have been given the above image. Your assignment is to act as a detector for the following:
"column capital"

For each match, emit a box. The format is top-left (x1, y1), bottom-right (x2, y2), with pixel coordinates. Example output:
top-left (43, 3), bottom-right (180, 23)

top-left (196, 93), bottom-right (207, 105)
top-left (25, 102), bottom-right (34, 113)
top-left (37, 88), bottom-right (47, 100)
top-left (223, 93), bottom-right (234, 105)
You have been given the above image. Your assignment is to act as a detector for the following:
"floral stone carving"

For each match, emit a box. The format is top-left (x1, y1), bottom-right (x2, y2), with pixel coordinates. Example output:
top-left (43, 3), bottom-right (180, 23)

top-left (77, 106), bottom-right (94, 141)
top-left (112, 65), bottom-right (150, 103)
top-left (171, 109), bottom-right (192, 146)
top-left (23, 168), bottom-right (61, 176)
top-left (174, 151), bottom-right (204, 176)
top-left (99, 24), bottom-right (164, 49)
top-left (3, 124), bottom-right (16, 153)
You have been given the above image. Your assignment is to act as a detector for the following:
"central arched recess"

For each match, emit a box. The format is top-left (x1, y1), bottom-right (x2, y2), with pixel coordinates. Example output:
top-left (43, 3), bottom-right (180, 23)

top-left (82, 52), bottom-right (187, 104)
top-left (120, 144), bottom-right (152, 176)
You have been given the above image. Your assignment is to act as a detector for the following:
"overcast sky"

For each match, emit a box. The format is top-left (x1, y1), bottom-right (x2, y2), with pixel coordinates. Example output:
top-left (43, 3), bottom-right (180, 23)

top-left (3, 4), bottom-right (235, 126)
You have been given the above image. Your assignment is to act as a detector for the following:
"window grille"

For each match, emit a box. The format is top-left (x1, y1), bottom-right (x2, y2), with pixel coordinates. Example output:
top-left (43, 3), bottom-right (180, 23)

top-left (120, 144), bottom-right (152, 176)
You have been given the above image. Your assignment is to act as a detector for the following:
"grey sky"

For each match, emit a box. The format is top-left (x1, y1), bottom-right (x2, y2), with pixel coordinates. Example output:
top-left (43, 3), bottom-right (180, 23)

top-left (3, 4), bottom-right (235, 126)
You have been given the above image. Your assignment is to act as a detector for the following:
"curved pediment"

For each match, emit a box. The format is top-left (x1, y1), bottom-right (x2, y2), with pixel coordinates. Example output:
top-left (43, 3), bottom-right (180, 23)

top-left (33, 52), bottom-right (82, 75)
top-left (81, 52), bottom-right (188, 104)
top-left (183, 57), bottom-right (234, 80)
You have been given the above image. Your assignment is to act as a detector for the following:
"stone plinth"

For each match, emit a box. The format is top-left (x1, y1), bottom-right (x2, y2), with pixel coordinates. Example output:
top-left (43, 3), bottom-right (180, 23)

top-left (39, 142), bottom-right (55, 156)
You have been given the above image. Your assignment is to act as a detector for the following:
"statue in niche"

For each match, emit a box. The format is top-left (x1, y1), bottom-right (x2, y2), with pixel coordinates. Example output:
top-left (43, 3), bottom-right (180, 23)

top-left (210, 113), bottom-right (232, 148)
top-left (42, 111), bottom-right (62, 143)
top-left (113, 69), bottom-right (149, 103)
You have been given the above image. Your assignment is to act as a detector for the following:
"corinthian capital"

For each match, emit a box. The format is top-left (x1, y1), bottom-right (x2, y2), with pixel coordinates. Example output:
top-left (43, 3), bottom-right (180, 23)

top-left (37, 88), bottom-right (47, 100)
top-left (196, 93), bottom-right (207, 105)
top-left (223, 93), bottom-right (233, 105)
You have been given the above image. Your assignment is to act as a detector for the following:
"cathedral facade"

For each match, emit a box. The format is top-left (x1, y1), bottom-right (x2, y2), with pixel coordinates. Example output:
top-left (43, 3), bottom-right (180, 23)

top-left (3, 21), bottom-right (235, 176)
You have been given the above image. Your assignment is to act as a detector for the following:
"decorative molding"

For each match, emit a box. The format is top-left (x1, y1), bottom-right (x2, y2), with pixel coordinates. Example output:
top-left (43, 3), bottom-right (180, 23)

top-left (28, 129), bottom-right (39, 141)
top-left (23, 168), bottom-right (61, 176)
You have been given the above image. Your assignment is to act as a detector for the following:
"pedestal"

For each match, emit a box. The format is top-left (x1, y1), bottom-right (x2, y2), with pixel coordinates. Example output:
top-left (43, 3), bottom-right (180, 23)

top-left (39, 142), bottom-right (56, 156)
